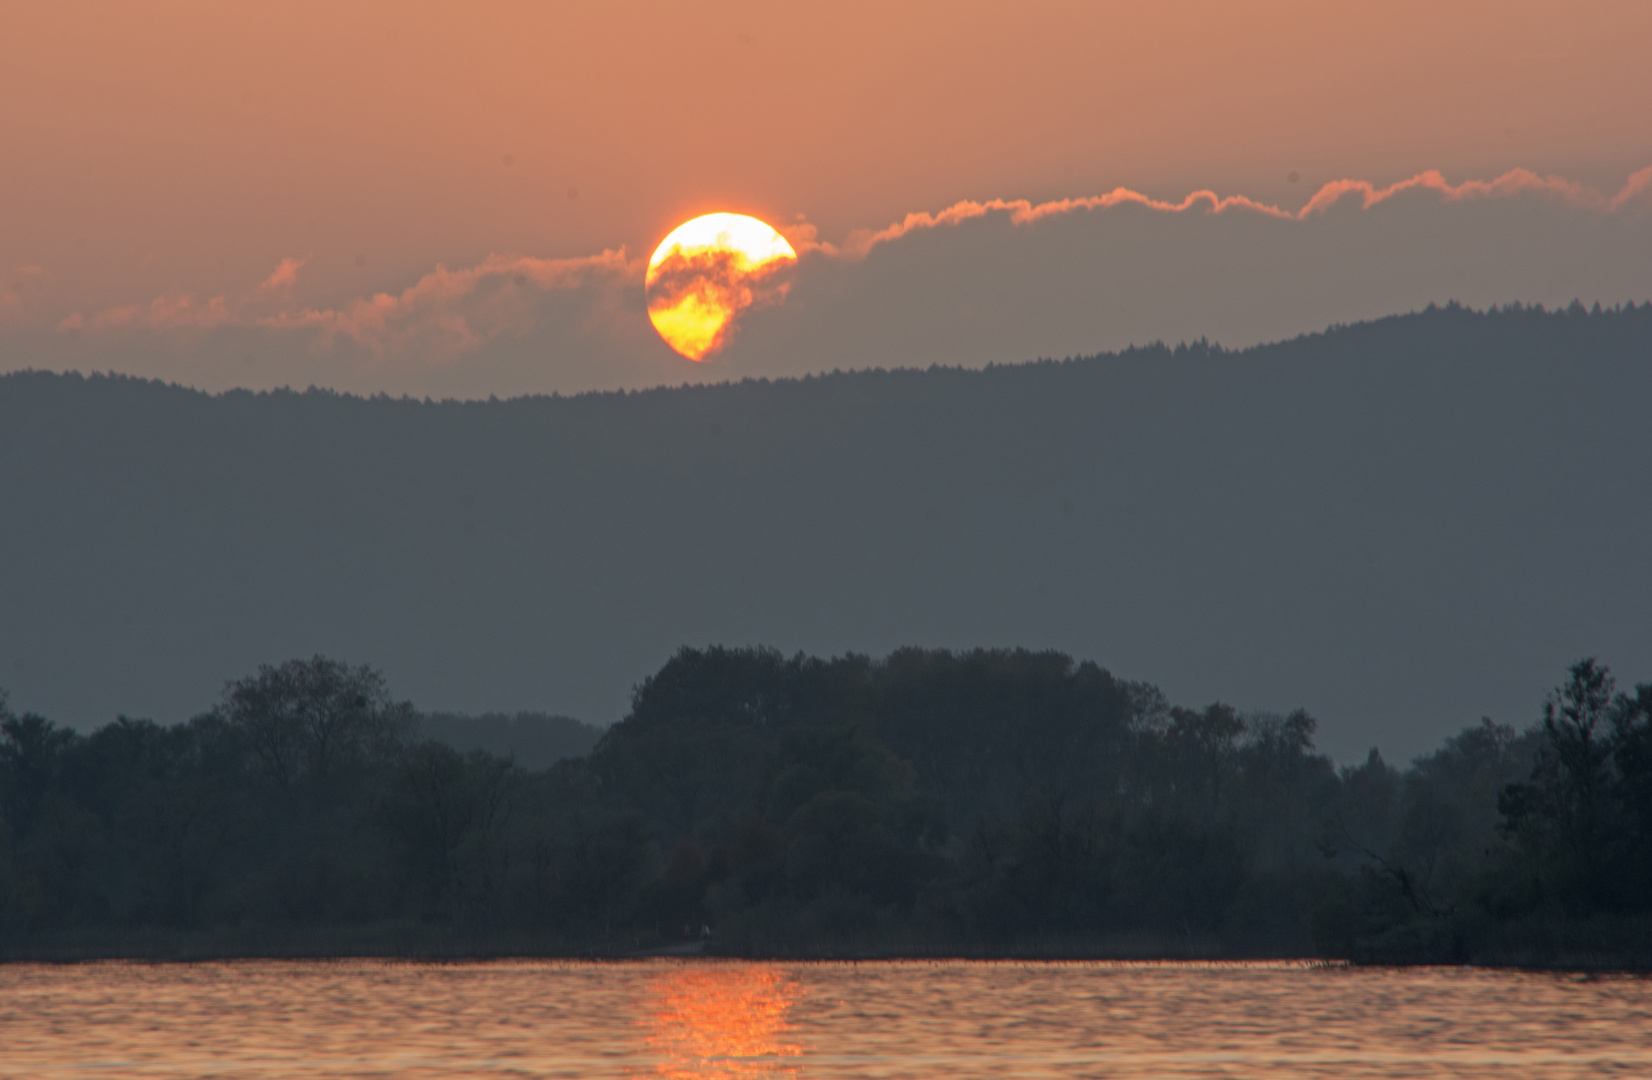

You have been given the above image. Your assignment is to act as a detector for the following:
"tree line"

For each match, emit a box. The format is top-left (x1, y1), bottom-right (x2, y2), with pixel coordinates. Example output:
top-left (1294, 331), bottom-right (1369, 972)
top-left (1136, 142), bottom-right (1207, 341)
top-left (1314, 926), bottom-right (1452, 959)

top-left (2, 648), bottom-right (1649, 962)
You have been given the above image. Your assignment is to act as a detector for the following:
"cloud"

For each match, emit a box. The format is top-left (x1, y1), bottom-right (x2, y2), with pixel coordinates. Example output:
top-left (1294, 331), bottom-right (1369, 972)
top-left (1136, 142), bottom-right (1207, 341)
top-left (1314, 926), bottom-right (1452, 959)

top-left (59, 256), bottom-right (305, 333)
top-left (1297, 166), bottom-right (1652, 216)
top-left (62, 293), bottom-right (236, 332)
top-left (808, 166), bottom-right (1652, 262)
top-left (260, 256), bottom-right (308, 292)
top-left (61, 250), bottom-right (641, 366)
top-left (257, 250), bottom-right (639, 363)
top-left (1610, 165), bottom-right (1652, 211)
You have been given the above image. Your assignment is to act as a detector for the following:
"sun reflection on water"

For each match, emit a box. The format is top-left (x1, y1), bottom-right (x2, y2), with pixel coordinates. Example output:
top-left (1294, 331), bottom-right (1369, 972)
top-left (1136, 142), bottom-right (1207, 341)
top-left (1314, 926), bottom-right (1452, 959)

top-left (640, 963), bottom-right (803, 1080)
top-left (5, 960), bottom-right (1651, 1078)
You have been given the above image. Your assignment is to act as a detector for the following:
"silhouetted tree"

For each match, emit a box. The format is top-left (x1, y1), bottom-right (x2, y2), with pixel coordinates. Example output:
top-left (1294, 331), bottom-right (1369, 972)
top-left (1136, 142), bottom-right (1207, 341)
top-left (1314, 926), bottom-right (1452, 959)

top-left (1163, 702), bottom-right (1244, 818)
top-left (381, 742), bottom-right (513, 922)
top-left (1609, 681), bottom-right (1652, 905)
top-left (1500, 659), bottom-right (1619, 905)
top-left (0, 698), bottom-right (78, 840)
top-left (218, 656), bottom-right (413, 805)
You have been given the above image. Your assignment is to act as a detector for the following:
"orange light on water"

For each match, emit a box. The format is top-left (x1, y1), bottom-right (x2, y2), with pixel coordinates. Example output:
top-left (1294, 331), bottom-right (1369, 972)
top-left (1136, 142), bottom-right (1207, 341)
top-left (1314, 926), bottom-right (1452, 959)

top-left (642, 963), bottom-right (802, 1079)
top-left (646, 214), bottom-right (797, 360)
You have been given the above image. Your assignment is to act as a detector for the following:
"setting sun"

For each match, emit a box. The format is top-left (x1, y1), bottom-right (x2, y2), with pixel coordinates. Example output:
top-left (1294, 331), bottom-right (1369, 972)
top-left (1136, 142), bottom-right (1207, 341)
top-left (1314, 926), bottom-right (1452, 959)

top-left (646, 213), bottom-right (797, 361)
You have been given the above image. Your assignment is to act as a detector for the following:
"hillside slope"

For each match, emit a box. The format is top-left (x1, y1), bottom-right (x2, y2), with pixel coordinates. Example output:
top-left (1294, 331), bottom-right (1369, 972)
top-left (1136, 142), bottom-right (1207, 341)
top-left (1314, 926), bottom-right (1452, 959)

top-left (2, 303), bottom-right (1648, 760)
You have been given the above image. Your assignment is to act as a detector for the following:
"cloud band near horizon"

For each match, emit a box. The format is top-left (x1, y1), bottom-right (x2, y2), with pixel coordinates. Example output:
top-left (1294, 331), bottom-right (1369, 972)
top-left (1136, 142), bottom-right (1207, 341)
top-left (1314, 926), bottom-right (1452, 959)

top-left (19, 164), bottom-right (1652, 378)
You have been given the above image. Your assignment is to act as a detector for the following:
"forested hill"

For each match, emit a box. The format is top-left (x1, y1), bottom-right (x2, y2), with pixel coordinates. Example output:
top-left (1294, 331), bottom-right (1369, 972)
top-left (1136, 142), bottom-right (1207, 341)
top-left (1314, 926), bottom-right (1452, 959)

top-left (3, 303), bottom-right (1651, 760)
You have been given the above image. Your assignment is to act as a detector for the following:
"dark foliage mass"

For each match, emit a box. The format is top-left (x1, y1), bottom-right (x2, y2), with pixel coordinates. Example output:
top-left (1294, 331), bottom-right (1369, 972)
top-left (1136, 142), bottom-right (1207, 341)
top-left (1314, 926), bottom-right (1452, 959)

top-left (417, 712), bottom-right (602, 771)
top-left (3, 650), bottom-right (1649, 962)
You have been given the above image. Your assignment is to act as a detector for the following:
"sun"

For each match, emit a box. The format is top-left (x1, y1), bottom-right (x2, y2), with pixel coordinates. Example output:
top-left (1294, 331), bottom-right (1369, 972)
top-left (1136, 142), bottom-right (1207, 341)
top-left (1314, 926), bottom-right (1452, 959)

top-left (646, 213), bottom-right (797, 361)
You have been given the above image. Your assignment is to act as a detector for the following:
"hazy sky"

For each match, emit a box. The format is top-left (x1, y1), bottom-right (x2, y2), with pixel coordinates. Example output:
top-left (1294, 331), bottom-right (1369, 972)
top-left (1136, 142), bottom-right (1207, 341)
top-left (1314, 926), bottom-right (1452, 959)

top-left (3, 0), bottom-right (1651, 395)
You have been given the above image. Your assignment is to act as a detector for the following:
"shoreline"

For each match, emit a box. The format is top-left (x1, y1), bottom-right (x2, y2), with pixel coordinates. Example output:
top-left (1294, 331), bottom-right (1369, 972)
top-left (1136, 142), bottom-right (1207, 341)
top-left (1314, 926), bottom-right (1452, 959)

top-left (6, 934), bottom-right (1649, 972)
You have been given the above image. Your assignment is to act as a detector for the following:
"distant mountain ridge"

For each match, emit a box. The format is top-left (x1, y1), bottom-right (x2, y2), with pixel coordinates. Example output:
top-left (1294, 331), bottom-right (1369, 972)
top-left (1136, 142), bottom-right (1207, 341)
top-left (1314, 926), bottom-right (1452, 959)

top-left (2, 303), bottom-right (1649, 761)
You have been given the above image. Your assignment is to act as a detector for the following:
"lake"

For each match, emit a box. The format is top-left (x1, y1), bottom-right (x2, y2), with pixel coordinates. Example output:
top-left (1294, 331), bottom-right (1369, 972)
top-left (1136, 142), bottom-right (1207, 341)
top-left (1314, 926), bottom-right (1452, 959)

top-left (2, 959), bottom-right (1648, 1077)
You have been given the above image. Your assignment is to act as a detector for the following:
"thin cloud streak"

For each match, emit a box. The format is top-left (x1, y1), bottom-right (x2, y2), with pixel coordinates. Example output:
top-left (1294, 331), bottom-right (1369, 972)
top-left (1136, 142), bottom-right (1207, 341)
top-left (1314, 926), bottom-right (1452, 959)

top-left (62, 250), bottom-right (641, 364)
top-left (811, 166), bottom-right (1652, 261)
top-left (260, 256), bottom-right (308, 293)
top-left (63, 294), bottom-right (236, 333)
top-left (259, 250), bottom-right (639, 361)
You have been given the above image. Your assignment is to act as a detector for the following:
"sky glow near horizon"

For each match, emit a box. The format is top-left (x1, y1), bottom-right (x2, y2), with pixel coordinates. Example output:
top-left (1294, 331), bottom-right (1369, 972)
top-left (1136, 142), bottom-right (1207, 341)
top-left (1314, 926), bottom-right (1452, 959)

top-left (2, 1), bottom-right (1650, 397)
top-left (6, 165), bottom-right (1650, 398)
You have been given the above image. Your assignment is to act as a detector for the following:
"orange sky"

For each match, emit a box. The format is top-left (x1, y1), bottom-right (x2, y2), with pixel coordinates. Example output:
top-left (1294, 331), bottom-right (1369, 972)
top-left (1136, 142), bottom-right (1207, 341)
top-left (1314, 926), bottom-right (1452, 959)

top-left (4, 1), bottom-right (1648, 285)
top-left (2, 1), bottom-right (1650, 393)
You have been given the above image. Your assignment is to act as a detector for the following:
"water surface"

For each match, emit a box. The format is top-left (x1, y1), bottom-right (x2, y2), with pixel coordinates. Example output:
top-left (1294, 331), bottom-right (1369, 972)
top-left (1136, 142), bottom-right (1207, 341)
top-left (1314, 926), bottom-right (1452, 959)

top-left (2, 959), bottom-right (1648, 1078)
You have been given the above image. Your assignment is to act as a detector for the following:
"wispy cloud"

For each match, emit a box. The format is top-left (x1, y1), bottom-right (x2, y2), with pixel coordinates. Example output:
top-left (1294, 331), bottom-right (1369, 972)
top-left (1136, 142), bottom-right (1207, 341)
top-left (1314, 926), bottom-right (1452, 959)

top-left (260, 256), bottom-right (308, 292)
top-left (257, 250), bottom-right (639, 361)
top-left (62, 293), bottom-right (236, 333)
top-left (1608, 165), bottom-right (1652, 211)
top-left (1298, 166), bottom-right (1652, 216)
top-left (806, 166), bottom-right (1652, 261)
top-left (61, 250), bottom-right (641, 363)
